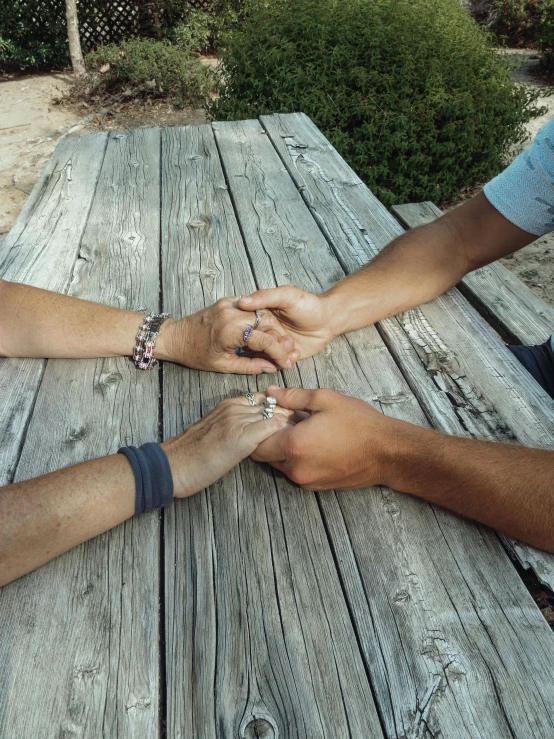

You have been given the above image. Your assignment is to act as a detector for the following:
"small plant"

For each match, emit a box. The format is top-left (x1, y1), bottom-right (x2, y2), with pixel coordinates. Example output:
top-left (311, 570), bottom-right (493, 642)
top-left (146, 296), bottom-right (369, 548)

top-left (85, 38), bottom-right (213, 106)
top-left (211, 0), bottom-right (544, 207)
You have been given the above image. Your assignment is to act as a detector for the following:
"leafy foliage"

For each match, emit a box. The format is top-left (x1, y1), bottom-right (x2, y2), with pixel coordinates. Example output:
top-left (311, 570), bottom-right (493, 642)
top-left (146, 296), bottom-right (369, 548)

top-left (537, 0), bottom-right (554, 74)
top-left (0, 2), bottom-right (68, 71)
top-left (490, 0), bottom-right (542, 47)
top-left (172, 0), bottom-right (240, 52)
top-left (210, 0), bottom-right (543, 207)
top-left (85, 38), bottom-right (213, 106)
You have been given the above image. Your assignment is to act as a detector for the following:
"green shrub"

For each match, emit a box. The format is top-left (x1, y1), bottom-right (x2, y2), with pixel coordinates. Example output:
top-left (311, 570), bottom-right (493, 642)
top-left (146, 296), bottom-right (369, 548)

top-left (86, 38), bottom-right (213, 106)
top-left (171, 1), bottom-right (241, 53)
top-left (537, 0), bottom-right (554, 74)
top-left (210, 0), bottom-right (543, 207)
top-left (0, 2), bottom-right (68, 71)
top-left (490, 0), bottom-right (542, 47)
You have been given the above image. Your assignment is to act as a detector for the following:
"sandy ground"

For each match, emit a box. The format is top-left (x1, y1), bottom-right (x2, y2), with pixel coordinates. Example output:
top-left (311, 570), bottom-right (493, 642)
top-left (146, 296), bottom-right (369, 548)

top-left (0, 53), bottom-right (553, 309)
top-left (0, 72), bottom-right (207, 236)
top-left (0, 74), bottom-right (82, 235)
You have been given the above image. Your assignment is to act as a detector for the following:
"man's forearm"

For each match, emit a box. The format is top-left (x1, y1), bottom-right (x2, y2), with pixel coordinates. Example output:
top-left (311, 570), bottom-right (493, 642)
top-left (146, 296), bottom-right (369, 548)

top-left (320, 192), bottom-right (534, 337)
top-left (0, 455), bottom-right (135, 586)
top-left (0, 280), bottom-right (175, 360)
top-left (323, 216), bottom-right (467, 335)
top-left (385, 423), bottom-right (554, 552)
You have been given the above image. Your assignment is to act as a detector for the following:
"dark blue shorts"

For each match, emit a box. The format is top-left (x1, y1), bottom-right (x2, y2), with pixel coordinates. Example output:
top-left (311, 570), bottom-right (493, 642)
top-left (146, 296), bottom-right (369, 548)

top-left (508, 338), bottom-right (554, 400)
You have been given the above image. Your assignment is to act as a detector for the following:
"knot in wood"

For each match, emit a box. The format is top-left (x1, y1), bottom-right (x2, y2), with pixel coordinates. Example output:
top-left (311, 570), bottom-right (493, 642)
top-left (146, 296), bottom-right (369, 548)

top-left (242, 718), bottom-right (276, 738)
top-left (98, 371), bottom-right (122, 394)
top-left (65, 426), bottom-right (88, 443)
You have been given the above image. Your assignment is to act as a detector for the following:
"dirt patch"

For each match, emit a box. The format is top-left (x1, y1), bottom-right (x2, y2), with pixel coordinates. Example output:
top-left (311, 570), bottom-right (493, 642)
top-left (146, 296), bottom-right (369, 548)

top-left (0, 71), bottom-right (207, 235)
top-left (0, 73), bottom-right (82, 234)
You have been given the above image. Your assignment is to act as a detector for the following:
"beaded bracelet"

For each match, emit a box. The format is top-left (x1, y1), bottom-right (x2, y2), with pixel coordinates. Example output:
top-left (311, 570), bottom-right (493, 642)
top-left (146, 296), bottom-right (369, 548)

top-left (133, 312), bottom-right (170, 370)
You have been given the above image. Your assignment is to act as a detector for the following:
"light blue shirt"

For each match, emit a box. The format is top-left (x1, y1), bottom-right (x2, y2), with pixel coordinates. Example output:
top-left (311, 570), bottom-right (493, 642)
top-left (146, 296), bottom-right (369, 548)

top-left (484, 118), bottom-right (554, 351)
top-left (484, 117), bottom-right (554, 236)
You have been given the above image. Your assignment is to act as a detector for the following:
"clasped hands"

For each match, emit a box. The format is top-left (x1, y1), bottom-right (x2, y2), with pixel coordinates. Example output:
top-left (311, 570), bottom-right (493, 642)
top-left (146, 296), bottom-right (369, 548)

top-left (161, 286), bottom-right (401, 495)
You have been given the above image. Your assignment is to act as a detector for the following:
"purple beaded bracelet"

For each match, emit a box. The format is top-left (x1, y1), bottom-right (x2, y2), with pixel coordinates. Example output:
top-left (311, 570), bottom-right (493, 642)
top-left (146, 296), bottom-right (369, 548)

top-left (133, 312), bottom-right (170, 370)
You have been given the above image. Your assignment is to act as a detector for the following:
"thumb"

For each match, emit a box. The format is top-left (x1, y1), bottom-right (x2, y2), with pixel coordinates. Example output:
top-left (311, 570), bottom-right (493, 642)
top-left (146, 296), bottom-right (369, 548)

top-left (265, 385), bottom-right (330, 413)
top-left (238, 286), bottom-right (302, 312)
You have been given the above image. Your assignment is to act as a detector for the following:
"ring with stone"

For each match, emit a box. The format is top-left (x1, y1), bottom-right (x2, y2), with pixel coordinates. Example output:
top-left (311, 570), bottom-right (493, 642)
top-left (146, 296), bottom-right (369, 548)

top-left (254, 309), bottom-right (264, 329)
top-left (243, 325), bottom-right (254, 346)
top-left (246, 392), bottom-right (257, 406)
top-left (264, 396), bottom-right (277, 408)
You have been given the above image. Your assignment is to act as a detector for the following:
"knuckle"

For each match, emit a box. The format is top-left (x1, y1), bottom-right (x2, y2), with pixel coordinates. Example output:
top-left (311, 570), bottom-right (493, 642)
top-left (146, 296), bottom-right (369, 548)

top-left (316, 388), bottom-right (335, 403)
top-left (289, 464), bottom-right (311, 487)
top-left (220, 307), bottom-right (237, 322)
top-left (284, 435), bottom-right (304, 460)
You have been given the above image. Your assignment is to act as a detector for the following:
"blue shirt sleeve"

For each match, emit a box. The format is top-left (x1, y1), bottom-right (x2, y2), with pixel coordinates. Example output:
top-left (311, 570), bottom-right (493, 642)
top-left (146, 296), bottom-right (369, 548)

top-left (484, 117), bottom-right (554, 236)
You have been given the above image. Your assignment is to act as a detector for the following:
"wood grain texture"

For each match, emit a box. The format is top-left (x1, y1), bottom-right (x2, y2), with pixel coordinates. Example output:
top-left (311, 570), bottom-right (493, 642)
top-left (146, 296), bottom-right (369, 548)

top-left (161, 124), bottom-right (383, 739)
top-left (391, 201), bottom-right (554, 344)
top-left (261, 112), bottom-right (554, 590)
top-left (0, 129), bottom-right (161, 738)
top-left (0, 133), bottom-right (108, 486)
top-left (215, 115), bottom-right (554, 737)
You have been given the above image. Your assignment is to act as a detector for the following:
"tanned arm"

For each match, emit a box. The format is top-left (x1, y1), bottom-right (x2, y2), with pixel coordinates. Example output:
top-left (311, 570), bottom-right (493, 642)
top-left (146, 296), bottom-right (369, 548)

top-left (252, 387), bottom-right (554, 553)
top-left (238, 193), bottom-right (536, 357)
top-left (0, 281), bottom-right (296, 372)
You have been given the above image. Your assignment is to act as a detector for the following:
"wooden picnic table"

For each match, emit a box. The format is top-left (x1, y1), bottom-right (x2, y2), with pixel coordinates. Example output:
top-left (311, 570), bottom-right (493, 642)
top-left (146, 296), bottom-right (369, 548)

top-left (2, 113), bottom-right (554, 738)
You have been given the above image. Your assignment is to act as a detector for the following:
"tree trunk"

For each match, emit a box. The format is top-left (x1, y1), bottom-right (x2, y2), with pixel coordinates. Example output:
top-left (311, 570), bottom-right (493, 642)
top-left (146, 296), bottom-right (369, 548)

top-left (65, 0), bottom-right (86, 77)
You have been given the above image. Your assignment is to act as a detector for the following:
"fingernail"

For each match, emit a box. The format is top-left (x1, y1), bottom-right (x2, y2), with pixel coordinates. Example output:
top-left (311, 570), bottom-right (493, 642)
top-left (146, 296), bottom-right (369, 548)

top-left (285, 360), bottom-right (291, 368)
top-left (241, 297), bottom-right (253, 305)
top-left (267, 384), bottom-right (280, 392)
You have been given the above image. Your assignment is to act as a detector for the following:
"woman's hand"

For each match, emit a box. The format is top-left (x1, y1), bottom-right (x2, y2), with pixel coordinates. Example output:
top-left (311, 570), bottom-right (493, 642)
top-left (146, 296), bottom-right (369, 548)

top-left (158, 298), bottom-right (300, 374)
top-left (161, 393), bottom-right (294, 497)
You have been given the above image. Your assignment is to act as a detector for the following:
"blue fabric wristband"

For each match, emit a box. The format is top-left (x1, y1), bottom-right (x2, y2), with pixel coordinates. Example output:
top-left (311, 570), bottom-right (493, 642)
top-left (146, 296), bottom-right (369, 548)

top-left (118, 442), bottom-right (174, 515)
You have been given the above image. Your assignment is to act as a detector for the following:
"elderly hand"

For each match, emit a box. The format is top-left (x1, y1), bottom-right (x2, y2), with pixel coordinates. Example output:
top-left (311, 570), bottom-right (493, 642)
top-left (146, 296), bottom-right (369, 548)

top-left (161, 393), bottom-right (294, 497)
top-left (237, 286), bottom-right (336, 361)
top-left (251, 386), bottom-right (404, 491)
top-left (158, 298), bottom-right (300, 374)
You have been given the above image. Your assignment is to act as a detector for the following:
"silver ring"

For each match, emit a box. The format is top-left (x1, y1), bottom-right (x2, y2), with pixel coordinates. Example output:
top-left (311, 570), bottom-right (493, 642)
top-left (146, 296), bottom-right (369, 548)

top-left (262, 408), bottom-right (274, 420)
top-left (254, 309), bottom-right (264, 329)
top-left (264, 396), bottom-right (277, 408)
top-left (246, 392), bottom-right (257, 406)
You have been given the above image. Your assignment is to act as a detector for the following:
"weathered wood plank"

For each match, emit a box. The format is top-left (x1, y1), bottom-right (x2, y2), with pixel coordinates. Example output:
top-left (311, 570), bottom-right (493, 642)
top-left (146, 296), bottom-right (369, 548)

top-left (261, 111), bottom-right (554, 590)
top-left (0, 129), bottom-right (161, 737)
top-left (0, 133), bottom-right (108, 486)
top-left (215, 116), bottom-right (554, 737)
top-left (161, 125), bottom-right (384, 738)
top-left (391, 201), bottom-right (554, 344)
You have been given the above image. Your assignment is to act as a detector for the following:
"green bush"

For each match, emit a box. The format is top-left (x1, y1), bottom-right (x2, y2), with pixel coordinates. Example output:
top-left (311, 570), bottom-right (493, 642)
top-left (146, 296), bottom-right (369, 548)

top-left (172, 0), bottom-right (240, 53)
top-left (0, 2), bottom-right (68, 71)
top-left (86, 38), bottom-right (213, 106)
top-left (490, 0), bottom-right (542, 47)
top-left (210, 0), bottom-right (543, 207)
top-left (537, 0), bottom-right (554, 74)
